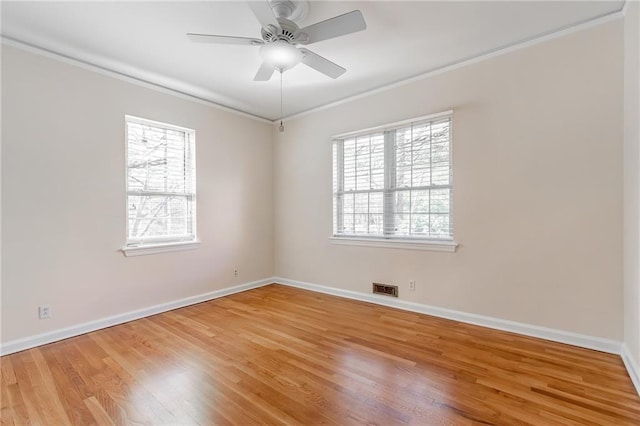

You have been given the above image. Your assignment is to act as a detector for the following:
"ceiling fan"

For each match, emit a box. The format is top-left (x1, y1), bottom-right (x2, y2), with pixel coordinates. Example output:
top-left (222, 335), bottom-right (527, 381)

top-left (187, 0), bottom-right (366, 81)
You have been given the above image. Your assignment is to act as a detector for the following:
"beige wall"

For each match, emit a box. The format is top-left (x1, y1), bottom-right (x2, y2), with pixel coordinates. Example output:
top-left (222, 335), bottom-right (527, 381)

top-left (624, 1), bottom-right (640, 364)
top-left (1, 17), bottom-right (629, 347)
top-left (1, 46), bottom-right (274, 343)
top-left (274, 21), bottom-right (624, 340)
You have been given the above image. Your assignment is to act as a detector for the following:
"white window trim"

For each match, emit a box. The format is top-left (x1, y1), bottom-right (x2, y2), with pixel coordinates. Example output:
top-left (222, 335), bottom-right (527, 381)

top-left (123, 115), bottom-right (198, 256)
top-left (333, 110), bottom-right (453, 139)
top-left (329, 236), bottom-right (458, 252)
top-left (121, 240), bottom-right (201, 257)
top-left (332, 110), bottom-right (456, 247)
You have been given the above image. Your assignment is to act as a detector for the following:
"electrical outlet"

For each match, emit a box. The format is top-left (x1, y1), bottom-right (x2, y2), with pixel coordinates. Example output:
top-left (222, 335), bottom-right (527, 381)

top-left (234, 269), bottom-right (238, 277)
top-left (39, 305), bottom-right (51, 319)
top-left (409, 280), bottom-right (416, 291)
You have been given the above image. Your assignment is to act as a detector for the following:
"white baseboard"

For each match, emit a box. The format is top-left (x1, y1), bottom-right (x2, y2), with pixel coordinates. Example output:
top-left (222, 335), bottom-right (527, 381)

top-left (273, 277), bottom-right (622, 355)
top-left (621, 343), bottom-right (640, 395)
top-left (0, 278), bottom-right (273, 356)
top-left (273, 277), bottom-right (640, 397)
top-left (3, 275), bottom-right (637, 398)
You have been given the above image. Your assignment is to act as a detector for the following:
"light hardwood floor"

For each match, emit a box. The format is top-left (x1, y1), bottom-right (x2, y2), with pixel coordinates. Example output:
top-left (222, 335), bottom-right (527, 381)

top-left (1, 284), bottom-right (639, 425)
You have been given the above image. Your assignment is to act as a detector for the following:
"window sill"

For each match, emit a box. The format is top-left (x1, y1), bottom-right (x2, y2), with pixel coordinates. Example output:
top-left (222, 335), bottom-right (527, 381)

top-left (121, 240), bottom-right (201, 257)
top-left (329, 236), bottom-right (458, 252)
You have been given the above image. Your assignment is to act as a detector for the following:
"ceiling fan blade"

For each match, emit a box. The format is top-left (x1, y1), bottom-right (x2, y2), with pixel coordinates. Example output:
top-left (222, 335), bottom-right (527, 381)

top-left (299, 48), bottom-right (346, 79)
top-left (297, 10), bottom-right (366, 45)
top-left (187, 33), bottom-right (264, 46)
top-left (254, 62), bottom-right (276, 81)
top-left (247, 1), bottom-right (280, 30)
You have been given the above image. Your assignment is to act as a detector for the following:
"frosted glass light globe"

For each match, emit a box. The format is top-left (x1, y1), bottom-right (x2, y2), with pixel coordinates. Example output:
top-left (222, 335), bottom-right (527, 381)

top-left (259, 40), bottom-right (302, 70)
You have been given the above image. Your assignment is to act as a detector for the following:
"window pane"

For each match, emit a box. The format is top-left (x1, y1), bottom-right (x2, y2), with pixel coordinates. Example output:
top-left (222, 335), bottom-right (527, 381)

top-left (411, 124), bottom-right (430, 167)
top-left (396, 166), bottom-right (412, 188)
top-left (332, 115), bottom-right (452, 240)
top-left (412, 167), bottom-right (430, 187)
top-left (127, 125), bottom-right (190, 193)
top-left (369, 213), bottom-right (383, 235)
top-left (430, 189), bottom-right (450, 213)
top-left (432, 119), bottom-right (450, 140)
top-left (343, 193), bottom-right (354, 213)
top-left (332, 143), bottom-right (338, 193)
top-left (355, 136), bottom-right (370, 190)
top-left (344, 172), bottom-right (356, 192)
top-left (394, 190), bottom-right (411, 214)
top-left (126, 117), bottom-right (196, 245)
top-left (354, 213), bottom-right (368, 234)
top-left (371, 142), bottom-right (384, 172)
top-left (394, 213), bottom-right (410, 236)
top-left (356, 170), bottom-right (370, 190)
top-left (432, 144), bottom-right (449, 162)
top-left (343, 139), bottom-right (356, 191)
top-left (343, 213), bottom-right (354, 234)
top-left (411, 213), bottom-right (430, 235)
top-left (128, 195), bottom-right (192, 239)
top-left (370, 192), bottom-right (383, 214)
top-left (430, 214), bottom-right (451, 238)
top-left (395, 130), bottom-right (412, 167)
top-left (333, 195), bottom-right (338, 234)
top-left (354, 193), bottom-right (369, 213)
top-left (371, 173), bottom-right (384, 189)
top-left (432, 164), bottom-right (450, 185)
top-left (411, 190), bottom-right (429, 214)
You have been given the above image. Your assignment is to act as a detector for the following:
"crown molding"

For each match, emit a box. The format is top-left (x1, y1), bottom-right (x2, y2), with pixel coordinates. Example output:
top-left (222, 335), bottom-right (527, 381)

top-left (0, 35), bottom-right (272, 124)
top-left (0, 3), bottom-right (625, 126)
top-left (622, 0), bottom-right (631, 16)
top-left (278, 7), bottom-right (625, 123)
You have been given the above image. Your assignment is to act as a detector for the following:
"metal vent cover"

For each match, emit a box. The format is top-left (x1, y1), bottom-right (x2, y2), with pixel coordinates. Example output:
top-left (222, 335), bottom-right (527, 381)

top-left (372, 283), bottom-right (398, 297)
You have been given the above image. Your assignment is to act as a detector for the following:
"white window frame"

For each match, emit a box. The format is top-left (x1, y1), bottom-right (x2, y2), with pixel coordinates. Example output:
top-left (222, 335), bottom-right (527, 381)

top-left (331, 110), bottom-right (458, 252)
top-left (122, 115), bottom-right (199, 256)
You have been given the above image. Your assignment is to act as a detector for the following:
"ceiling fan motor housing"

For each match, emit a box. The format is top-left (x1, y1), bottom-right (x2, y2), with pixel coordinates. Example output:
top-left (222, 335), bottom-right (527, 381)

top-left (261, 19), bottom-right (300, 44)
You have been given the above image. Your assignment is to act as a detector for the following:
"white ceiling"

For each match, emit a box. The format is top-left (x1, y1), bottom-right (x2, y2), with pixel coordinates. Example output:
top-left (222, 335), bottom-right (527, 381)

top-left (1, 1), bottom-right (624, 121)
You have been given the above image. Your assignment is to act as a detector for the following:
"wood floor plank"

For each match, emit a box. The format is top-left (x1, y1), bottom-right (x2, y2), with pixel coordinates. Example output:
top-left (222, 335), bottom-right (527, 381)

top-left (83, 396), bottom-right (116, 426)
top-left (10, 350), bottom-right (71, 425)
top-left (2, 284), bottom-right (639, 425)
top-left (42, 344), bottom-right (97, 425)
top-left (1, 382), bottom-right (31, 425)
top-left (1, 357), bottom-right (17, 386)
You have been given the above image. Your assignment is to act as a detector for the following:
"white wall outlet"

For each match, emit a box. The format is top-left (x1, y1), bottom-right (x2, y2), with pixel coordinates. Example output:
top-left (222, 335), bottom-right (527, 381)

top-left (409, 280), bottom-right (416, 291)
top-left (39, 304), bottom-right (51, 319)
top-left (234, 269), bottom-right (238, 277)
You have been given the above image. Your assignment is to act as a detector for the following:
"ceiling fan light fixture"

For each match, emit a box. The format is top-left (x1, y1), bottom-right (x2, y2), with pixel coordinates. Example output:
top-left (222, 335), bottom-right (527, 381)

top-left (259, 40), bottom-right (302, 70)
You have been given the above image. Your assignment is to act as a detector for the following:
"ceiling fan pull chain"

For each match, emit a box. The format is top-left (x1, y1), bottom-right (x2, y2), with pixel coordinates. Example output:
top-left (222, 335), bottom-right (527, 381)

top-left (279, 71), bottom-right (285, 132)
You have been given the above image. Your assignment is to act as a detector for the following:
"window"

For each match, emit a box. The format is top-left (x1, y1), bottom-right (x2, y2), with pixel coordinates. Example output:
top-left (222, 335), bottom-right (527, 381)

top-left (332, 111), bottom-right (455, 249)
top-left (123, 116), bottom-right (197, 255)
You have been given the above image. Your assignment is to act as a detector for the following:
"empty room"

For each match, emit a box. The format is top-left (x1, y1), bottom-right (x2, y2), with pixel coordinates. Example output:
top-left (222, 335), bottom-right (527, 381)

top-left (1, 0), bottom-right (640, 424)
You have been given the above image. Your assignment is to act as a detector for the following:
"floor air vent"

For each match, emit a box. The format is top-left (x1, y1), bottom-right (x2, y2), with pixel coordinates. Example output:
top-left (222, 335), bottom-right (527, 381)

top-left (372, 283), bottom-right (398, 297)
